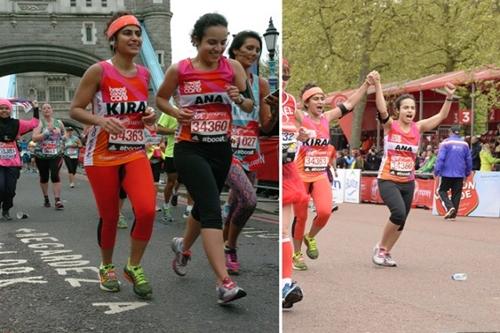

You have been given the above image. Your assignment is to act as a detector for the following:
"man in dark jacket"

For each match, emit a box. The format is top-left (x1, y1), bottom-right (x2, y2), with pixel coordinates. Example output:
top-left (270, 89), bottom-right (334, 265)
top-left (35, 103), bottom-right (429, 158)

top-left (470, 135), bottom-right (481, 170)
top-left (434, 125), bottom-right (472, 220)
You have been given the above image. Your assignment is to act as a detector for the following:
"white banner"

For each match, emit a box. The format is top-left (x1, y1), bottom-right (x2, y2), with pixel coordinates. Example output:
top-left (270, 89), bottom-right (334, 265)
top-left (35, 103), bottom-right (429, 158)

top-left (331, 168), bottom-right (345, 204)
top-left (344, 169), bottom-right (361, 203)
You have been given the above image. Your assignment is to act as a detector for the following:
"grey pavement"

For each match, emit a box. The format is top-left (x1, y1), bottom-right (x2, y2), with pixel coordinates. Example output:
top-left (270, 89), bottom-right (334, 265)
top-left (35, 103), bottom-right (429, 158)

top-left (284, 203), bottom-right (500, 333)
top-left (0, 170), bottom-right (278, 333)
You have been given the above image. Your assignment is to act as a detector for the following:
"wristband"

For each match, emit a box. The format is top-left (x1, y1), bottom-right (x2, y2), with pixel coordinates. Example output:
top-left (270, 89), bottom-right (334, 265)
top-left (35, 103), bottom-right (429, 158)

top-left (377, 112), bottom-right (390, 124)
top-left (337, 103), bottom-right (350, 116)
top-left (235, 94), bottom-right (245, 105)
top-left (446, 98), bottom-right (453, 101)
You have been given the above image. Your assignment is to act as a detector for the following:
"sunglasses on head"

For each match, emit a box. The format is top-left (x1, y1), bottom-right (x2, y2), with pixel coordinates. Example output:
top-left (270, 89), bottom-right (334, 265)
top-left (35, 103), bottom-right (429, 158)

top-left (282, 74), bottom-right (291, 81)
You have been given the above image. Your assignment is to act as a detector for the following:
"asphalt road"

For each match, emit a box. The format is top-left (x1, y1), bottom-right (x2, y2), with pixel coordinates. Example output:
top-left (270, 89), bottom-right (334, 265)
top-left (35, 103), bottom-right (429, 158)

top-left (283, 202), bottom-right (500, 333)
top-left (0, 170), bottom-right (278, 333)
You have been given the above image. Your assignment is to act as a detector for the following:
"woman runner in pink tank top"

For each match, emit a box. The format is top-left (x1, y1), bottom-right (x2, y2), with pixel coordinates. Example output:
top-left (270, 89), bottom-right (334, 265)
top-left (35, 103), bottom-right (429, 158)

top-left (369, 70), bottom-right (456, 267)
top-left (155, 13), bottom-right (252, 305)
top-left (70, 11), bottom-right (156, 299)
top-left (291, 78), bottom-right (371, 272)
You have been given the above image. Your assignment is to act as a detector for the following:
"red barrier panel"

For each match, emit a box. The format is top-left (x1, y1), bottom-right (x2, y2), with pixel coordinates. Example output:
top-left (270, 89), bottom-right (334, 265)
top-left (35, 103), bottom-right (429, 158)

top-left (256, 136), bottom-right (279, 183)
top-left (360, 175), bottom-right (434, 209)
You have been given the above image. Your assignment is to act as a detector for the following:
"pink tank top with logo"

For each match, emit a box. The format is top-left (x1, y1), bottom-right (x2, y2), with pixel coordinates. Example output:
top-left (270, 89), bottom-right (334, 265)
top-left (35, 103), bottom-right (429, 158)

top-left (295, 115), bottom-right (331, 182)
top-left (176, 57), bottom-right (234, 143)
top-left (378, 121), bottom-right (420, 182)
top-left (282, 92), bottom-right (299, 157)
top-left (84, 60), bottom-right (149, 166)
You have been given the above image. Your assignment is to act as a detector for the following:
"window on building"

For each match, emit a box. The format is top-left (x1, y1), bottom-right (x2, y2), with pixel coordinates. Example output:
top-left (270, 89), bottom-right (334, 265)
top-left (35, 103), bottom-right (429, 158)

top-left (37, 90), bottom-right (46, 102)
top-left (156, 51), bottom-right (165, 66)
top-left (68, 89), bottom-right (75, 101)
top-left (85, 23), bottom-right (93, 42)
top-left (70, 0), bottom-right (77, 7)
top-left (49, 86), bottom-right (65, 101)
top-left (86, 0), bottom-right (92, 7)
top-left (82, 22), bottom-right (96, 45)
top-left (102, 0), bottom-right (107, 7)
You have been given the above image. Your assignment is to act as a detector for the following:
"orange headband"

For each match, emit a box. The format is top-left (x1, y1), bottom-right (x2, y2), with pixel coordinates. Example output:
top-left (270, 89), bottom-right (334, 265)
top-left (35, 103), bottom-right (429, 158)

top-left (106, 15), bottom-right (141, 39)
top-left (302, 87), bottom-right (324, 102)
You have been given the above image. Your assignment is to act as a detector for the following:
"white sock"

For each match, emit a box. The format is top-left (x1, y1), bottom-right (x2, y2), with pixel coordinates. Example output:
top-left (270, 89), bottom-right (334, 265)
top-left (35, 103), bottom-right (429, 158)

top-left (281, 278), bottom-right (292, 289)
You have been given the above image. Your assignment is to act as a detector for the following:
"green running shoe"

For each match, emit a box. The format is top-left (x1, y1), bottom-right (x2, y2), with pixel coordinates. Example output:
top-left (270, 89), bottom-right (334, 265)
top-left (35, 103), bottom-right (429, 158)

top-left (304, 234), bottom-right (319, 259)
top-left (117, 214), bottom-right (128, 229)
top-left (99, 264), bottom-right (120, 292)
top-left (292, 252), bottom-right (308, 271)
top-left (124, 264), bottom-right (152, 299)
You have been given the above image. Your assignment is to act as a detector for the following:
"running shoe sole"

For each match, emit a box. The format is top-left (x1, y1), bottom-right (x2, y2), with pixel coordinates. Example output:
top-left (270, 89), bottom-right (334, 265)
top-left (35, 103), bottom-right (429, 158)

top-left (99, 282), bottom-right (120, 292)
top-left (283, 286), bottom-right (303, 309)
top-left (217, 289), bottom-right (247, 305)
top-left (171, 240), bottom-right (189, 277)
top-left (123, 269), bottom-right (152, 300)
top-left (303, 236), bottom-right (319, 260)
top-left (444, 207), bottom-right (456, 219)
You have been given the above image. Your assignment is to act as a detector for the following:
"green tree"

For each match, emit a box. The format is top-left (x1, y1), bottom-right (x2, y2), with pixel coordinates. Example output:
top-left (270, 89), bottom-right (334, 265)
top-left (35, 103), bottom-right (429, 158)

top-left (284, 0), bottom-right (500, 148)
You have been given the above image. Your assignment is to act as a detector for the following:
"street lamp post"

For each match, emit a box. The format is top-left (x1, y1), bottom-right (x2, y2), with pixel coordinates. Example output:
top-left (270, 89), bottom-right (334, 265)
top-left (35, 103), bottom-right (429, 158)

top-left (263, 17), bottom-right (279, 92)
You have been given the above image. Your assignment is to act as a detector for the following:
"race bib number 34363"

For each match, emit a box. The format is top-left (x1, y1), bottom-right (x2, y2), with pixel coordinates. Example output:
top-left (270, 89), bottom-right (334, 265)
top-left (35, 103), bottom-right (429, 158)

top-left (108, 129), bottom-right (145, 151)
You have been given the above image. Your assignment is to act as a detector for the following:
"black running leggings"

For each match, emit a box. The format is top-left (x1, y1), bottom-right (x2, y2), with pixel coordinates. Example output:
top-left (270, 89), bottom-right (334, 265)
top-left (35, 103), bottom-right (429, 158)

top-left (377, 179), bottom-right (415, 231)
top-left (174, 141), bottom-right (232, 229)
top-left (63, 156), bottom-right (79, 175)
top-left (35, 156), bottom-right (63, 183)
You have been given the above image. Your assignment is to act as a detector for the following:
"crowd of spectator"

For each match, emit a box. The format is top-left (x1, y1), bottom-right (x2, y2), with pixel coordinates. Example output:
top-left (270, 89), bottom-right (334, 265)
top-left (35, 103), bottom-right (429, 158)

top-left (334, 123), bottom-right (500, 173)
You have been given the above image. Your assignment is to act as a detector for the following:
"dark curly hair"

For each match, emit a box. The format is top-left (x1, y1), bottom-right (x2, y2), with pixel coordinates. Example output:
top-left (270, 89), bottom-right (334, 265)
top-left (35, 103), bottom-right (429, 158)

top-left (191, 13), bottom-right (228, 46)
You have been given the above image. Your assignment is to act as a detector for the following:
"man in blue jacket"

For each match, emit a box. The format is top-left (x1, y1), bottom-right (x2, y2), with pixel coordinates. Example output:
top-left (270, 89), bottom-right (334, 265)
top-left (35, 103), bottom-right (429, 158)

top-left (434, 125), bottom-right (472, 220)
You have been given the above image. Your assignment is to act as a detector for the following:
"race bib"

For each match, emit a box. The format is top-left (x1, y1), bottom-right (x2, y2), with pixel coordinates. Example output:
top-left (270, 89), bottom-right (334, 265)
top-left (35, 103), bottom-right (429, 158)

top-left (0, 142), bottom-right (17, 160)
top-left (191, 111), bottom-right (230, 143)
top-left (304, 149), bottom-right (329, 172)
top-left (42, 140), bottom-right (58, 156)
top-left (66, 147), bottom-right (79, 159)
top-left (109, 129), bottom-right (145, 151)
top-left (231, 127), bottom-right (258, 152)
top-left (390, 155), bottom-right (415, 176)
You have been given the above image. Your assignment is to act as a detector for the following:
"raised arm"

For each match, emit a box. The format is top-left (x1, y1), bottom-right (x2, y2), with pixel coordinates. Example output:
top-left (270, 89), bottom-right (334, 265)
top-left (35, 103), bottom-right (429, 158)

top-left (324, 77), bottom-right (370, 122)
top-left (417, 83), bottom-right (456, 132)
top-left (370, 71), bottom-right (392, 132)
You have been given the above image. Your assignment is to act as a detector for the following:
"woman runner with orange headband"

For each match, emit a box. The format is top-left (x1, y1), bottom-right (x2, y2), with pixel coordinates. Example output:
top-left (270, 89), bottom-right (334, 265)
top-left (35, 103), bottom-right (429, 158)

top-left (70, 11), bottom-right (156, 299)
top-left (291, 78), bottom-right (371, 271)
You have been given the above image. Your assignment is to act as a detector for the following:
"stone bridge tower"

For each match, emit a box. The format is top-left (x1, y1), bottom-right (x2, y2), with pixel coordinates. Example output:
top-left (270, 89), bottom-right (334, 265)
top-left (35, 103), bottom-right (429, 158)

top-left (0, 0), bottom-right (171, 118)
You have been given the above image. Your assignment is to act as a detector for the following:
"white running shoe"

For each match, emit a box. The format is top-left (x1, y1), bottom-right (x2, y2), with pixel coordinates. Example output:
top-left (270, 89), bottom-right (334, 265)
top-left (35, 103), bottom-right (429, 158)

top-left (372, 245), bottom-right (397, 267)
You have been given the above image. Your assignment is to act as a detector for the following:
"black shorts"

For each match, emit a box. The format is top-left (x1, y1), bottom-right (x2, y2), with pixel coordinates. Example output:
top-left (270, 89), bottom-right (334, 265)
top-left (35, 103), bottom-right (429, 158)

top-left (164, 157), bottom-right (176, 174)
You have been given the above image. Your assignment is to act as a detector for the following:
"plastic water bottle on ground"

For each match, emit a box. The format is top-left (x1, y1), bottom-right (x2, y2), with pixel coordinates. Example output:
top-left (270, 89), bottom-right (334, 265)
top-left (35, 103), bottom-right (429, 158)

top-left (16, 212), bottom-right (29, 219)
top-left (451, 273), bottom-right (467, 281)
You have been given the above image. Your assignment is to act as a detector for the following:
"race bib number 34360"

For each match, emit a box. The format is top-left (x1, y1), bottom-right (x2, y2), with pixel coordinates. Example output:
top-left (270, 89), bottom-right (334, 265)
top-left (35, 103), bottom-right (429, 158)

top-left (190, 111), bottom-right (230, 143)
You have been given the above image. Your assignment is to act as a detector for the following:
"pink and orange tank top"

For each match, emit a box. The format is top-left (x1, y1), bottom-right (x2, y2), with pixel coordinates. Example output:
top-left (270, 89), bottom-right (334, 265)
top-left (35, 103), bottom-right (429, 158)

top-left (295, 115), bottom-right (331, 182)
top-left (378, 121), bottom-right (420, 182)
top-left (84, 60), bottom-right (150, 167)
top-left (176, 57), bottom-right (234, 143)
top-left (282, 92), bottom-right (299, 160)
